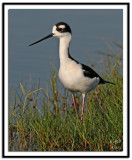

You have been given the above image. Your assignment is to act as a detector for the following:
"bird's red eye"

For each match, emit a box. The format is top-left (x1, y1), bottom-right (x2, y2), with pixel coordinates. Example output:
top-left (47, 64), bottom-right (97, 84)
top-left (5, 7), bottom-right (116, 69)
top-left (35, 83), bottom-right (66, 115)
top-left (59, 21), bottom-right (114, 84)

top-left (58, 27), bottom-right (62, 31)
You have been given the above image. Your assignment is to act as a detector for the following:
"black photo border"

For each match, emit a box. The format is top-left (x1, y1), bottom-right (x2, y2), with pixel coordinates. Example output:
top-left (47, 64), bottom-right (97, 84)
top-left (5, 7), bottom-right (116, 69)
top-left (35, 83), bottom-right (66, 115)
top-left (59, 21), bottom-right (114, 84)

top-left (2, 2), bottom-right (130, 158)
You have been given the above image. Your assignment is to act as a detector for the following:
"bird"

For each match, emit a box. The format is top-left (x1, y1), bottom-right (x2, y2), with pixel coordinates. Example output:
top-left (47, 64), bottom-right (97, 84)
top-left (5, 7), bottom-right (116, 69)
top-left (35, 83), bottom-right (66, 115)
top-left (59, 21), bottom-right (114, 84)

top-left (29, 22), bottom-right (115, 121)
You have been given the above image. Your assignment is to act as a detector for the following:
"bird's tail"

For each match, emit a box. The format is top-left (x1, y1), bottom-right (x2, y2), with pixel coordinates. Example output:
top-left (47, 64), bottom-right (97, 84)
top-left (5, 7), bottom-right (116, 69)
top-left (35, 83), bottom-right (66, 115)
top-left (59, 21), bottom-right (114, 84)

top-left (104, 80), bottom-right (115, 85)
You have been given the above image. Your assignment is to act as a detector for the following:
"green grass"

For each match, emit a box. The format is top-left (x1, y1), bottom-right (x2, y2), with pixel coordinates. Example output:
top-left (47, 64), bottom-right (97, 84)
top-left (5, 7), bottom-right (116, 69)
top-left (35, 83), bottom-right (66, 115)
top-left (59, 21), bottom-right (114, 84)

top-left (9, 42), bottom-right (123, 151)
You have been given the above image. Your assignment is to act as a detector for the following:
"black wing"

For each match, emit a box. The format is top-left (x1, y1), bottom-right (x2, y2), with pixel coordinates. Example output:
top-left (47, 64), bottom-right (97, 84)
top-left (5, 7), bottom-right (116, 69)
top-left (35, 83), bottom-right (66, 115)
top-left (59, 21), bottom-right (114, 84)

top-left (81, 63), bottom-right (115, 85)
top-left (81, 63), bottom-right (99, 78)
top-left (68, 54), bottom-right (105, 84)
top-left (81, 63), bottom-right (106, 84)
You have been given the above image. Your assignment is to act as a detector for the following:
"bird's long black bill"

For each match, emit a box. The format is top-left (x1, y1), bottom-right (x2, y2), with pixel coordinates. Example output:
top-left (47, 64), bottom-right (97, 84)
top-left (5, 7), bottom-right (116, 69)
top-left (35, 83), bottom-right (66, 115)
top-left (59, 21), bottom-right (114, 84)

top-left (29, 33), bottom-right (54, 46)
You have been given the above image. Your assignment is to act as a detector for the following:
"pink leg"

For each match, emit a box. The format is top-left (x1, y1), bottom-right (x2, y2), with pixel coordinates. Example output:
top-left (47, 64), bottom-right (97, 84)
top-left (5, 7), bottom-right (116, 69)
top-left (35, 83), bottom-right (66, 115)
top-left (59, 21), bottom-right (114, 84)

top-left (81, 94), bottom-right (85, 122)
top-left (72, 94), bottom-right (78, 114)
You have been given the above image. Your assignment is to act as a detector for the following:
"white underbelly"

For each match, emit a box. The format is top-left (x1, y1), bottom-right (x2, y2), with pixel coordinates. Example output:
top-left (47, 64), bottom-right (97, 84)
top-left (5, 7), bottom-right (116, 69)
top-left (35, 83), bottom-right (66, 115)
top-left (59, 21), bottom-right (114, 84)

top-left (58, 61), bottom-right (99, 93)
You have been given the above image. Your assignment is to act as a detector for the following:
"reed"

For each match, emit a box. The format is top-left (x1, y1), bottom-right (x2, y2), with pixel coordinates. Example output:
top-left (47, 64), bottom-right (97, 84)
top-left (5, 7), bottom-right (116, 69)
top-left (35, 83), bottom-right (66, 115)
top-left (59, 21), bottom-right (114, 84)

top-left (9, 42), bottom-right (123, 151)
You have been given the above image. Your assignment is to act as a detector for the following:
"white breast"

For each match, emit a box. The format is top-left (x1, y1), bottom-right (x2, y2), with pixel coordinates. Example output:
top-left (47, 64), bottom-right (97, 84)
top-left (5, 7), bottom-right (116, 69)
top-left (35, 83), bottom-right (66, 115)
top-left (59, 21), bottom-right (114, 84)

top-left (58, 59), bottom-right (99, 93)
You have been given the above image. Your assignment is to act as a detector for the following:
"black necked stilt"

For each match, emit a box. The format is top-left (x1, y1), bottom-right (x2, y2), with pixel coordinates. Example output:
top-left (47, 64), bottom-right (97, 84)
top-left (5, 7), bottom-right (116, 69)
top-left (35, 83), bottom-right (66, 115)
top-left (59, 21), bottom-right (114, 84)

top-left (29, 22), bottom-right (115, 121)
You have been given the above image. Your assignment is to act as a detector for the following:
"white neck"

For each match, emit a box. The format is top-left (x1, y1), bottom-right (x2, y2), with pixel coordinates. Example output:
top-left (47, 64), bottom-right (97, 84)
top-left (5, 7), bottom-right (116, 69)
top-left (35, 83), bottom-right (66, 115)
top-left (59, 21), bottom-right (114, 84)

top-left (59, 34), bottom-right (72, 66)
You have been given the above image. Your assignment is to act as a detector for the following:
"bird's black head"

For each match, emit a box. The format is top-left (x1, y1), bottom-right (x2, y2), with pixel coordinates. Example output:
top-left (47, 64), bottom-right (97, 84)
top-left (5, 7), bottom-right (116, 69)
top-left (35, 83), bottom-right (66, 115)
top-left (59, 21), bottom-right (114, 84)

top-left (55, 22), bottom-right (72, 34)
